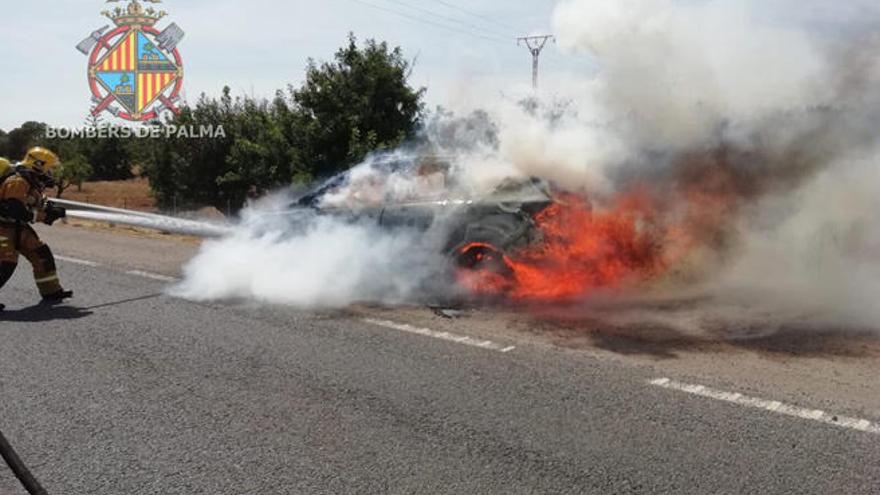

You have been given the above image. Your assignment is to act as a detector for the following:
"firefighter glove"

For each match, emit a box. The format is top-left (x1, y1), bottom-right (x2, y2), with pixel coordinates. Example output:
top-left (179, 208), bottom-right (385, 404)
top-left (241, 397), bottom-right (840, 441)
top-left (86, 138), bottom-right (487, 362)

top-left (43, 205), bottom-right (66, 225)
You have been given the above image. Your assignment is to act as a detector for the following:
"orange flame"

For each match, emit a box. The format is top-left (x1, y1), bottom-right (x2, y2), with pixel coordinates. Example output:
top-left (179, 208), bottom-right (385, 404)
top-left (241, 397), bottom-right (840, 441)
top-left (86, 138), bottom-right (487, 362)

top-left (458, 150), bottom-right (766, 301)
top-left (505, 191), bottom-right (668, 299)
top-left (460, 180), bottom-right (739, 301)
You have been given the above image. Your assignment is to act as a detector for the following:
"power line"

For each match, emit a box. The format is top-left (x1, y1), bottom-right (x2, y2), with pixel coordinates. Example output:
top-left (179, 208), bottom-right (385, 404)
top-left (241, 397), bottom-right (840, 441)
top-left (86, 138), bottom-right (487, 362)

top-left (517, 35), bottom-right (555, 89)
top-left (347, 0), bottom-right (510, 45)
top-left (348, 0), bottom-right (575, 89)
top-left (383, 0), bottom-right (513, 40)
top-left (429, 0), bottom-right (522, 35)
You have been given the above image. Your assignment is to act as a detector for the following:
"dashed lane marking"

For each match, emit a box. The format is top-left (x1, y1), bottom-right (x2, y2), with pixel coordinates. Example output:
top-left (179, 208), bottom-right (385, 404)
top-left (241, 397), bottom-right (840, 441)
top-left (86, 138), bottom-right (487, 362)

top-left (125, 270), bottom-right (179, 283)
top-left (57, 256), bottom-right (179, 284)
top-left (649, 378), bottom-right (880, 435)
top-left (56, 255), bottom-right (178, 283)
top-left (362, 318), bottom-right (516, 353)
top-left (56, 255), bottom-right (100, 267)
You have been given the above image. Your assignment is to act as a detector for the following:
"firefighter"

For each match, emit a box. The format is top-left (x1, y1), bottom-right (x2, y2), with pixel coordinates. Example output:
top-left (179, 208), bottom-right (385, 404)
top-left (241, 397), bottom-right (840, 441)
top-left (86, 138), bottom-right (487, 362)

top-left (0, 147), bottom-right (71, 311)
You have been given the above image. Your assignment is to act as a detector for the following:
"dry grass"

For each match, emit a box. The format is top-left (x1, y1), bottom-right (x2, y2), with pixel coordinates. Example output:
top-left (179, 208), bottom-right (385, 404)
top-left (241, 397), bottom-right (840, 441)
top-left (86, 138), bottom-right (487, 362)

top-left (56, 178), bottom-right (202, 243)
top-left (60, 178), bottom-right (157, 212)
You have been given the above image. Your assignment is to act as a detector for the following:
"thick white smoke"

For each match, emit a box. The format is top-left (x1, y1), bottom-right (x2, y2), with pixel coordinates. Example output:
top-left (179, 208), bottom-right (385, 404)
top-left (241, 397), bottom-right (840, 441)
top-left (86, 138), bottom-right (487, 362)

top-left (543, 0), bottom-right (880, 326)
top-left (172, 195), bottom-right (448, 307)
top-left (553, 0), bottom-right (828, 145)
top-left (175, 0), bottom-right (880, 319)
top-left (715, 152), bottom-right (880, 327)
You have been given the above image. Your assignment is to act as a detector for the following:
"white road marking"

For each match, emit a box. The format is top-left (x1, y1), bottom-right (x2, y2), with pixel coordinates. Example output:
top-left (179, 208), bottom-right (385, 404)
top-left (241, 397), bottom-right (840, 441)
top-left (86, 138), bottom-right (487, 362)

top-left (125, 270), bottom-right (178, 283)
top-left (56, 255), bottom-right (179, 284)
top-left (56, 255), bottom-right (100, 267)
top-left (649, 378), bottom-right (880, 435)
top-left (362, 318), bottom-right (516, 353)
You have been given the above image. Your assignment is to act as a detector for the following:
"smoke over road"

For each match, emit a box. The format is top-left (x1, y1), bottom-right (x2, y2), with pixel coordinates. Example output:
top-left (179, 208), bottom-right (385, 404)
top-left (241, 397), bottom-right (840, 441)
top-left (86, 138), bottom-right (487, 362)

top-left (175, 0), bottom-right (880, 326)
top-left (171, 192), bottom-right (447, 307)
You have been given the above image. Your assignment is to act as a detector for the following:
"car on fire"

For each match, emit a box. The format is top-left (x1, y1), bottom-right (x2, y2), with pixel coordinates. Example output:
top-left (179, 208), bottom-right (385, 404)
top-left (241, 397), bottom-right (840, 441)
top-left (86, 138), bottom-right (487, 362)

top-left (291, 157), bottom-right (555, 277)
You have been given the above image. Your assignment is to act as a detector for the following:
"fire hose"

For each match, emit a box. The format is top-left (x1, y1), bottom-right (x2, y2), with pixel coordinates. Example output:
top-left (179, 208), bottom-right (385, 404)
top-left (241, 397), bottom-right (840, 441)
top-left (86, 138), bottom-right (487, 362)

top-left (49, 198), bottom-right (234, 238)
top-left (0, 202), bottom-right (229, 495)
top-left (0, 428), bottom-right (47, 495)
top-left (0, 201), bottom-right (231, 495)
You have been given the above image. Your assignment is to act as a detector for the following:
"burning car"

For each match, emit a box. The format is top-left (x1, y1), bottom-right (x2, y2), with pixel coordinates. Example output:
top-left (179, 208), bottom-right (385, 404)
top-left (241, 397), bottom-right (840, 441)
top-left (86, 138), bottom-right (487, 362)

top-left (55, 154), bottom-right (674, 303)
top-left (291, 157), bottom-right (555, 283)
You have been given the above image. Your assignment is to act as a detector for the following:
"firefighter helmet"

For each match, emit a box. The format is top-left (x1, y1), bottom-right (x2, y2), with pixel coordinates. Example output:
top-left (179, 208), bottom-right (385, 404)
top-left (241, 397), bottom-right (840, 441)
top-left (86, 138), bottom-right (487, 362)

top-left (21, 147), bottom-right (60, 176)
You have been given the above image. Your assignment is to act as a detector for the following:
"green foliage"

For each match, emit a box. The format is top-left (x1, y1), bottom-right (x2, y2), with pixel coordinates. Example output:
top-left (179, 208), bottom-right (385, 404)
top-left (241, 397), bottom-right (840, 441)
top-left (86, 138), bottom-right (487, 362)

top-left (55, 154), bottom-right (94, 197)
top-left (0, 129), bottom-right (8, 159)
top-left (0, 120), bottom-right (133, 181)
top-left (144, 34), bottom-right (424, 211)
top-left (0, 122), bottom-right (47, 160)
top-left (292, 34), bottom-right (425, 175)
top-left (141, 91), bottom-right (235, 209)
top-left (47, 126), bottom-right (134, 180)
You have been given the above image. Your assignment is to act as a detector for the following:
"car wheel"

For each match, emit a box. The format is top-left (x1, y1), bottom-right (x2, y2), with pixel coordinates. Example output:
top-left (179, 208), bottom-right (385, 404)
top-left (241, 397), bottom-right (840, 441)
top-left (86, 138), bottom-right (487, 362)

top-left (445, 214), bottom-right (529, 297)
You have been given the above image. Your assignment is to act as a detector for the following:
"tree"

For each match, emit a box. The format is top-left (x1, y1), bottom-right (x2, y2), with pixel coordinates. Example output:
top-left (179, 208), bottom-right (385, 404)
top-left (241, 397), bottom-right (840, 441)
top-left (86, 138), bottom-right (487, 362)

top-left (143, 89), bottom-right (237, 210)
top-left (38, 121), bottom-right (133, 181)
top-left (292, 34), bottom-right (425, 177)
top-left (55, 154), bottom-right (94, 197)
top-left (1, 119), bottom-right (132, 182)
top-left (145, 35), bottom-right (425, 212)
top-left (4, 121), bottom-right (47, 159)
top-left (85, 128), bottom-right (134, 180)
top-left (0, 129), bottom-right (8, 159)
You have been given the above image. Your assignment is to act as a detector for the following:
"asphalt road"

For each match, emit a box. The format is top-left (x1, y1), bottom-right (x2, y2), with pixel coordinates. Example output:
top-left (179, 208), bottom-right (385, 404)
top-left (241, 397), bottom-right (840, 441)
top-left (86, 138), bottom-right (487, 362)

top-left (0, 225), bottom-right (878, 494)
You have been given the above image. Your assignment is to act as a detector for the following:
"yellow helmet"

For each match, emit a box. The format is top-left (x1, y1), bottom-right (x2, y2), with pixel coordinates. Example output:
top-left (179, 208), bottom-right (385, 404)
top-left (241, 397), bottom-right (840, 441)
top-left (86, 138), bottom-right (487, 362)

top-left (21, 147), bottom-right (61, 176)
top-left (0, 157), bottom-right (10, 176)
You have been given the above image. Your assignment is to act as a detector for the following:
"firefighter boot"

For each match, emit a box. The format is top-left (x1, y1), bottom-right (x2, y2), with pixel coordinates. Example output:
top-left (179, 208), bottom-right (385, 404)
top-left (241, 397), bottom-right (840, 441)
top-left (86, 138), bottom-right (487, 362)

top-left (42, 290), bottom-right (74, 303)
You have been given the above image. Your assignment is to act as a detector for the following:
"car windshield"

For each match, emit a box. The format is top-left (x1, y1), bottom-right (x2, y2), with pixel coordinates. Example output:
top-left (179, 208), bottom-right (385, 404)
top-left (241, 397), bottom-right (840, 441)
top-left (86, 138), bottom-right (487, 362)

top-left (297, 157), bottom-right (453, 208)
top-left (296, 158), bottom-right (552, 210)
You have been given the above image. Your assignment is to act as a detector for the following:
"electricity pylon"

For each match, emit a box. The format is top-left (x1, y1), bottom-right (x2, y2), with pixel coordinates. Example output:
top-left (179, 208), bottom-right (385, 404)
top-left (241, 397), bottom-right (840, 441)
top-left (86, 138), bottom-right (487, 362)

top-left (517, 35), bottom-right (555, 90)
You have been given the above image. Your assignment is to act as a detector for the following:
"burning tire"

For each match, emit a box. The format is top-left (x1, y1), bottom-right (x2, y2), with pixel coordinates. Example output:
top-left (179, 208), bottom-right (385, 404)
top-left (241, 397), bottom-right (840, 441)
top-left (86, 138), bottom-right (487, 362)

top-left (454, 242), bottom-right (509, 272)
top-left (445, 214), bottom-right (531, 297)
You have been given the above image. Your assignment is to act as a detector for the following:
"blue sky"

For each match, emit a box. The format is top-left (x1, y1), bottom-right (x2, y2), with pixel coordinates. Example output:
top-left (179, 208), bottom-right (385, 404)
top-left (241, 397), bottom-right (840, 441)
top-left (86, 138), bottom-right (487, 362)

top-left (0, 0), bottom-right (594, 130)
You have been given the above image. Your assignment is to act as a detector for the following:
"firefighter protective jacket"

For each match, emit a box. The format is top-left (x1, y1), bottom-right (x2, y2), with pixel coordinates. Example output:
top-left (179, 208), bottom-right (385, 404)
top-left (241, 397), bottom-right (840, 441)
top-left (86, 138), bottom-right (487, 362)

top-left (0, 172), bottom-right (47, 224)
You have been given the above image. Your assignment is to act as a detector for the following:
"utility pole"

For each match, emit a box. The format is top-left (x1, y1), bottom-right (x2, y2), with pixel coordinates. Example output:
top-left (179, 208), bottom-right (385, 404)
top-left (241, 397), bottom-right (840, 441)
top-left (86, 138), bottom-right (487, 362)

top-left (517, 35), bottom-right (555, 90)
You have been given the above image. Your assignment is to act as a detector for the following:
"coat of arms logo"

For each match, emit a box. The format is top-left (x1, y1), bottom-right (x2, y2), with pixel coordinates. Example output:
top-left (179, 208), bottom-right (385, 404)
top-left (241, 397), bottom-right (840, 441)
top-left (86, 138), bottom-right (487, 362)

top-left (76, 0), bottom-right (185, 122)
